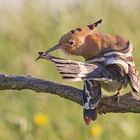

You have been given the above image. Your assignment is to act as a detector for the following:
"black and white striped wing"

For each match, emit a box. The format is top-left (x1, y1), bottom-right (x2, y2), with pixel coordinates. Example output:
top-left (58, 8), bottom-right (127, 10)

top-left (128, 65), bottom-right (139, 93)
top-left (45, 55), bottom-right (113, 82)
top-left (86, 41), bottom-right (139, 93)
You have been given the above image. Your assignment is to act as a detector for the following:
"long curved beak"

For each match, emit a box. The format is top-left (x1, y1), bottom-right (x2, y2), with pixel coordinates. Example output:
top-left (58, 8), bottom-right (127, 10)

top-left (35, 52), bottom-right (44, 61)
top-left (45, 44), bottom-right (60, 54)
top-left (35, 44), bottom-right (60, 61)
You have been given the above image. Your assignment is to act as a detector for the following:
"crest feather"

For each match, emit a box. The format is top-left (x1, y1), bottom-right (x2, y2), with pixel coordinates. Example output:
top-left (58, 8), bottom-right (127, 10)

top-left (87, 19), bottom-right (102, 30)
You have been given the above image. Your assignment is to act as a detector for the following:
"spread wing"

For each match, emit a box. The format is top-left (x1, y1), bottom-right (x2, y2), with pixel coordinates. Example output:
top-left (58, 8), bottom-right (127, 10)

top-left (43, 54), bottom-right (113, 82)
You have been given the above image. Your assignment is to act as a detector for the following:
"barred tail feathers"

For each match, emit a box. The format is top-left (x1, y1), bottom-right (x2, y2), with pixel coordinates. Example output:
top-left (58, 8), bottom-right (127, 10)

top-left (83, 108), bottom-right (98, 125)
top-left (83, 80), bottom-right (101, 125)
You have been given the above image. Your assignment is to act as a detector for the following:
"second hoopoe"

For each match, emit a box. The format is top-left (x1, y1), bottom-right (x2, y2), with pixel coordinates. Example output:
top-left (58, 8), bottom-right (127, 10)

top-left (36, 19), bottom-right (139, 125)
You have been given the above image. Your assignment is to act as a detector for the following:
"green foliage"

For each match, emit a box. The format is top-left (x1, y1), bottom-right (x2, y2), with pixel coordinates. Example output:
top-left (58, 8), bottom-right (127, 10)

top-left (0, 0), bottom-right (140, 139)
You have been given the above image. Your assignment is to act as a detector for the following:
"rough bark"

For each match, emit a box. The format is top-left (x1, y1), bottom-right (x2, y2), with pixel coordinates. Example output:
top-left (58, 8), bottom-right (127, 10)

top-left (0, 73), bottom-right (140, 114)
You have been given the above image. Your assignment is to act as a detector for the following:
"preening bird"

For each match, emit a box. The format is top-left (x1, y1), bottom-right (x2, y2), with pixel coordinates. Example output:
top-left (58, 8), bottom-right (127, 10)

top-left (36, 19), bottom-right (139, 125)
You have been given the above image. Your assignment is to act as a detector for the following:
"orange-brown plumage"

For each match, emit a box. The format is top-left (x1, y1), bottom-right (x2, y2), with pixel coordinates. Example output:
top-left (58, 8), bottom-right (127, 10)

top-left (36, 19), bottom-right (139, 125)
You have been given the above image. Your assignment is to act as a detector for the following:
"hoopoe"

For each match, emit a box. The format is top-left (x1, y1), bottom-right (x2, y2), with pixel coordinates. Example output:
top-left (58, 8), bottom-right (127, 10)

top-left (36, 19), bottom-right (139, 125)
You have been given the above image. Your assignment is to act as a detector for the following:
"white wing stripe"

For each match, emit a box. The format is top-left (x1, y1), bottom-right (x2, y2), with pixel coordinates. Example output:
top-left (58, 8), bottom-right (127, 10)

top-left (105, 58), bottom-right (129, 73)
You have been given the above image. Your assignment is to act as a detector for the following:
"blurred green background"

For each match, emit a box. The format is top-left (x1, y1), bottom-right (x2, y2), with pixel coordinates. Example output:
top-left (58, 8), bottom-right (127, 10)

top-left (0, 0), bottom-right (140, 139)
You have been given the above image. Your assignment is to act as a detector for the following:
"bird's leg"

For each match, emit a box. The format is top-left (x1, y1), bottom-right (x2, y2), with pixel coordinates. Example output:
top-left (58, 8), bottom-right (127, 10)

top-left (113, 88), bottom-right (121, 103)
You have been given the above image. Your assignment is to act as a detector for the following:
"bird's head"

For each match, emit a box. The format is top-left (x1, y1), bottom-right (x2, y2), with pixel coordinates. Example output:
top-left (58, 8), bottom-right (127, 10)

top-left (36, 19), bottom-right (102, 61)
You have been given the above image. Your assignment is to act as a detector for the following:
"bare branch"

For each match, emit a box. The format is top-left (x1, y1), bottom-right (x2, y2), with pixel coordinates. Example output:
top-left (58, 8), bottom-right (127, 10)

top-left (0, 73), bottom-right (140, 114)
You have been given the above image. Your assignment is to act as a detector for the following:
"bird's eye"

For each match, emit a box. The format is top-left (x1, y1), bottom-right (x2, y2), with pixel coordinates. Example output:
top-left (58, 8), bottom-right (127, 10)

top-left (69, 40), bottom-right (74, 45)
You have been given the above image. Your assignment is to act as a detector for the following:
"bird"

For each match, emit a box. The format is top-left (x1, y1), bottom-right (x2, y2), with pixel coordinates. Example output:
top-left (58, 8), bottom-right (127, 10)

top-left (36, 19), bottom-right (139, 125)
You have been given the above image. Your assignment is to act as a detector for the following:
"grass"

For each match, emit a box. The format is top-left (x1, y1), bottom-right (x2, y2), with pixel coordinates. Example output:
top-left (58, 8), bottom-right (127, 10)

top-left (0, 0), bottom-right (140, 139)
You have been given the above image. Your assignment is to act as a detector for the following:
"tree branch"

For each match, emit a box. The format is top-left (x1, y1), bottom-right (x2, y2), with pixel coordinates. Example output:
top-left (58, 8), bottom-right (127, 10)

top-left (0, 73), bottom-right (140, 114)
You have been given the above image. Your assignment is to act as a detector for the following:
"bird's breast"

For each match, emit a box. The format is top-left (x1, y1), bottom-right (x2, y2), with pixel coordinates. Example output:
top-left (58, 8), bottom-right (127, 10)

top-left (101, 79), bottom-right (127, 92)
